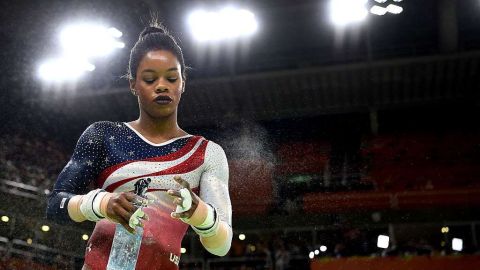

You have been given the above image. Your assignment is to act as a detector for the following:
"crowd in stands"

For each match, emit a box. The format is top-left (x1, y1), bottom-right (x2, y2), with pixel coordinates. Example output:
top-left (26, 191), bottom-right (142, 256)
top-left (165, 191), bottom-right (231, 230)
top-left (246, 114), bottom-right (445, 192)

top-left (0, 133), bottom-right (69, 192)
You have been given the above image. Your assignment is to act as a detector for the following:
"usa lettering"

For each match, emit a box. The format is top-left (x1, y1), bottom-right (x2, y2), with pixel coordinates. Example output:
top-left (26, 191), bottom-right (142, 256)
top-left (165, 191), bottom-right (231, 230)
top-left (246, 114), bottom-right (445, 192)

top-left (169, 253), bottom-right (179, 266)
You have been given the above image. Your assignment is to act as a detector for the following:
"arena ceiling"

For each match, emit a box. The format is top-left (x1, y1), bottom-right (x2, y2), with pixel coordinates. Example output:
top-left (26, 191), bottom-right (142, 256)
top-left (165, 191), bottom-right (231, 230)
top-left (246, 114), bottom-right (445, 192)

top-left (1, 0), bottom-right (480, 127)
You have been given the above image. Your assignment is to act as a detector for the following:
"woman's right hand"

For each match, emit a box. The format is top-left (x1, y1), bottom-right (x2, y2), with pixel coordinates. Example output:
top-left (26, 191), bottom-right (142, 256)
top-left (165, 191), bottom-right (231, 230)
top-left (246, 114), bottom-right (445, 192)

top-left (105, 192), bottom-right (139, 233)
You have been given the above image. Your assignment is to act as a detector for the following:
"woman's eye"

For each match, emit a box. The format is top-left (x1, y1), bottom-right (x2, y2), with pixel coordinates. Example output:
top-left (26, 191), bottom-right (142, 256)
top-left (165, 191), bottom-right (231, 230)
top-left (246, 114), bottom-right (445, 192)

top-left (144, 79), bottom-right (156, 84)
top-left (167, 78), bottom-right (178, 83)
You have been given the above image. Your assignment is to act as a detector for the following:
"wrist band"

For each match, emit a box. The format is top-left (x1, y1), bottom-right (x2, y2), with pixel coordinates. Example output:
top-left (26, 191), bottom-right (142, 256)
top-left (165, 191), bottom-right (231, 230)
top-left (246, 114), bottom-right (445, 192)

top-left (67, 195), bottom-right (86, 222)
top-left (192, 205), bottom-right (219, 238)
top-left (195, 204), bottom-right (215, 229)
top-left (80, 189), bottom-right (106, 222)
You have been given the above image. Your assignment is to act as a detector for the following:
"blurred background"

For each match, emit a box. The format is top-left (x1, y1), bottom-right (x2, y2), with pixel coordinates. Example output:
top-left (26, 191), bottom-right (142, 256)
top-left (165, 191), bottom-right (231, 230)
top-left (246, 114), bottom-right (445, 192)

top-left (1, 0), bottom-right (480, 269)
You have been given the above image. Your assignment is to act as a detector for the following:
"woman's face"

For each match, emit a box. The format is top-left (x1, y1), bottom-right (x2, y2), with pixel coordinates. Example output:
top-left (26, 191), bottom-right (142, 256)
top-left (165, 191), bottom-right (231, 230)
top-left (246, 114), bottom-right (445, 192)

top-left (131, 50), bottom-right (184, 119)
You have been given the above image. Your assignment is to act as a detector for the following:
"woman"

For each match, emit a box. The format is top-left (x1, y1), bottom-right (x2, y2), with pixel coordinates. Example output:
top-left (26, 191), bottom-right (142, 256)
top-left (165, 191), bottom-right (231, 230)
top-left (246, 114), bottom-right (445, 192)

top-left (46, 23), bottom-right (232, 270)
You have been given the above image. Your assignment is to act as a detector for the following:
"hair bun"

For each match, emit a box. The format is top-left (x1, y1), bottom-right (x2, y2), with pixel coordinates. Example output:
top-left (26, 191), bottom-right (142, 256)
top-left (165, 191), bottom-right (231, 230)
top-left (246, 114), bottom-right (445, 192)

top-left (139, 26), bottom-right (166, 39)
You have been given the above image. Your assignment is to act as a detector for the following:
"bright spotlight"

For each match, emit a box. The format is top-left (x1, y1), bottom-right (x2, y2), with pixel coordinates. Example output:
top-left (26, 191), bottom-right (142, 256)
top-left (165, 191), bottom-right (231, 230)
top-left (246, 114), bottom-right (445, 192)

top-left (239, 234), bottom-right (246, 240)
top-left (41, 225), bottom-right (50, 232)
top-left (452, 238), bottom-right (463, 252)
top-left (386, 4), bottom-right (403, 14)
top-left (370, 6), bottom-right (387, 16)
top-left (441, 227), bottom-right (450, 234)
top-left (329, 0), bottom-right (368, 26)
top-left (60, 24), bottom-right (125, 58)
top-left (27, 238), bottom-right (33, 245)
top-left (309, 251), bottom-right (315, 259)
top-left (108, 27), bottom-right (123, 38)
top-left (82, 234), bottom-right (89, 241)
top-left (38, 57), bottom-right (95, 82)
top-left (181, 247), bottom-right (187, 254)
top-left (314, 249), bottom-right (320, 255)
top-left (377, 234), bottom-right (389, 249)
top-left (320, 245), bottom-right (327, 252)
top-left (188, 7), bottom-right (258, 41)
top-left (1, 216), bottom-right (9, 222)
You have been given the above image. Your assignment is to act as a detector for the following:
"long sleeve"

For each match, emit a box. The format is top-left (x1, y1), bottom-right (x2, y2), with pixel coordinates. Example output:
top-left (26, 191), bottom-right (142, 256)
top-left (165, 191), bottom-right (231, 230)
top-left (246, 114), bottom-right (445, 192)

top-left (198, 141), bottom-right (233, 256)
top-left (46, 122), bottom-right (106, 224)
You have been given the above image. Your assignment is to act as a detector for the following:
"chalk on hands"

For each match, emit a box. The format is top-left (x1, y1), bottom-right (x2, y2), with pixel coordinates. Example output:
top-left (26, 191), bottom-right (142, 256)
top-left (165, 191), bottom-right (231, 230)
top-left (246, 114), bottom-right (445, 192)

top-left (129, 208), bottom-right (146, 229)
top-left (175, 188), bottom-right (192, 213)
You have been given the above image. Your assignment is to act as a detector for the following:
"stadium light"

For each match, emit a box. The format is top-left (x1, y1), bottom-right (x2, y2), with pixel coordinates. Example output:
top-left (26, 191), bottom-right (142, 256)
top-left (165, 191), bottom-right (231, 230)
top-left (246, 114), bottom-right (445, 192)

top-left (38, 57), bottom-right (95, 82)
top-left (314, 249), bottom-right (320, 255)
top-left (239, 234), bottom-right (246, 240)
top-left (27, 238), bottom-right (33, 245)
top-left (377, 234), bottom-right (389, 249)
top-left (60, 24), bottom-right (125, 58)
top-left (320, 245), bottom-right (327, 252)
top-left (38, 22), bottom-right (124, 83)
top-left (452, 238), bottom-right (463, 252)
top-left (82, 234), bottom-right (89, 241)
top-left (370, 6), bottom-right (387, 16)
top-left (181, 247), bottom-right (187, 254)
top-left (308, 251), bottom-right (315, 259)
top-left (41, 225), bottom-right (50, 232)
top-left (329, 0), bottom-right (368, 26)
top-left (187, 7), bottom-right (258, 41)
top-left (441, 226), bottom-right (450, 234)
top-left (386, 4), bottom-right (403, 14)
top-left (1, 216), bottom-right (8, 222)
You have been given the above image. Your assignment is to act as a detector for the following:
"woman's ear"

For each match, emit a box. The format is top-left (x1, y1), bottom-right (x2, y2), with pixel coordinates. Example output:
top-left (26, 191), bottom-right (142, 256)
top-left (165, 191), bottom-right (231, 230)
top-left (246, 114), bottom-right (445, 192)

top-left (129, 79), bottom-right (137, 96)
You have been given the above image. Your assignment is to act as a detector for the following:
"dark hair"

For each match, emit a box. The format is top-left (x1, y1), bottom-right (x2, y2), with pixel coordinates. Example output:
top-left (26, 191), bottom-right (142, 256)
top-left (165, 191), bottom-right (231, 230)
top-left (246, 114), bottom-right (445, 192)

top-left (128, 22), bottom-right (186, 81)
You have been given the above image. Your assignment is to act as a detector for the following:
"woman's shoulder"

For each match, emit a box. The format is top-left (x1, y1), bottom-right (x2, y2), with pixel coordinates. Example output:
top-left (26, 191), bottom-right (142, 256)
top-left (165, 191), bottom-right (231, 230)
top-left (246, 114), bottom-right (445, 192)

top-left (87, 121), bottom-right (121, 129)
top-left (80, 121), bottom-right (124, 140)
top-left (202, 139), bottom-right (227, 158)
top-left (84, 121), bottom-right (125, 132)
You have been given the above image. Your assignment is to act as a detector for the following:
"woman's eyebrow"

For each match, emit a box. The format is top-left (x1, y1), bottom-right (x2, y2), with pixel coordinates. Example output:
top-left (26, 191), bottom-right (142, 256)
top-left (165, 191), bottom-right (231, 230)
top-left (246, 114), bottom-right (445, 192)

top-left (141, 67), bottom-right (178, 74)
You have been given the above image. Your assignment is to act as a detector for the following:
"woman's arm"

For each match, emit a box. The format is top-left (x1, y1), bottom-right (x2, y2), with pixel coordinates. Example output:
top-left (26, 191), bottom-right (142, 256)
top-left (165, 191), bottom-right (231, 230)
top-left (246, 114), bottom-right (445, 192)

top-left (46, 122), bottom-right (140, 232)
top-left (169, 141), bottom-right (232, 256)
top-left (46, 122), bottom-right (106, 225)
top-left (196, 141), bottom-right (232, 256)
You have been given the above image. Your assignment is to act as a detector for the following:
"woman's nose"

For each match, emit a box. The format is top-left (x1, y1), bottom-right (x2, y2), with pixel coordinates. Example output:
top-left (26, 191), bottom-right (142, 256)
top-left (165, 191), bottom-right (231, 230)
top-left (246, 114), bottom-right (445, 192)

top-left (155, 82), bottom-right (168, 93)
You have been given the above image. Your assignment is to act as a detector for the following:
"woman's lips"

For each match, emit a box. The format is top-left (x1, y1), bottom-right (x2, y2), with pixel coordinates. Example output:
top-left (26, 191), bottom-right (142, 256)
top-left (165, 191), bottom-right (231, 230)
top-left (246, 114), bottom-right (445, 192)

top-left (154, 95), bottom-right (173, 105)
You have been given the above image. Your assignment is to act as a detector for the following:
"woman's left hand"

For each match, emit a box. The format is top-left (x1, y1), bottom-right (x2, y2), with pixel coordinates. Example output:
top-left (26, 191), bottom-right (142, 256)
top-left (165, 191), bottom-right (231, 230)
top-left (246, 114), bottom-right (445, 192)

top-left (168, 176), bottom-right (199, 219)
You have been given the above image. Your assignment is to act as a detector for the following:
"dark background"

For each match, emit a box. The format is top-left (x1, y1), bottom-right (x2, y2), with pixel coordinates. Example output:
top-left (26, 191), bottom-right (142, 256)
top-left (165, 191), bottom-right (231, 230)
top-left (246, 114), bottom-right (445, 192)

top-left (1, 0), bottom-right (480, 269)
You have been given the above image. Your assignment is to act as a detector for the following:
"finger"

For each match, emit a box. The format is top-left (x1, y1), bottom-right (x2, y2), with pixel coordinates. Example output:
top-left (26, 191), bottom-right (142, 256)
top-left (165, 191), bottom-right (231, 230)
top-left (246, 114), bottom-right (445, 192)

top-left (113, 212), bottom-right (135, 233)
top-left (170, 211), bottom-right (191, 219)
top-left (173, 176), bottom-right (190, 189)
top-left (121, 223), bottom-right (136, 234)
top-left (129, 210), bottom-right (144, 229)
top-left (114, 205), bottom-right (135, 225)
top-left (123, 192), bottom-right (138, 202)
top-left (167, 190), bottom-right (182, 198)
top-left (118, 196), bottom-right (137, 213)
top-left (173, 198), bottom-right (183, 206)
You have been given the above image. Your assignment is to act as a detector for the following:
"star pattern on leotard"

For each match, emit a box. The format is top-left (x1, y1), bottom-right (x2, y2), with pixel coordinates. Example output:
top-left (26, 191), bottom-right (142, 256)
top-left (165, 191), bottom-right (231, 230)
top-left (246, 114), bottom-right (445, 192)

top-left (58, 121), bottom-right (193, 190)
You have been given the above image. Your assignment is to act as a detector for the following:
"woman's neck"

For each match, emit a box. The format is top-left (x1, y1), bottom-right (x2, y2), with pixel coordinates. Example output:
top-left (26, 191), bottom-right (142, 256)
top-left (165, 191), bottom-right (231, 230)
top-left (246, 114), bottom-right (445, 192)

top-left (132, 110), bottom-right (187, 142)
